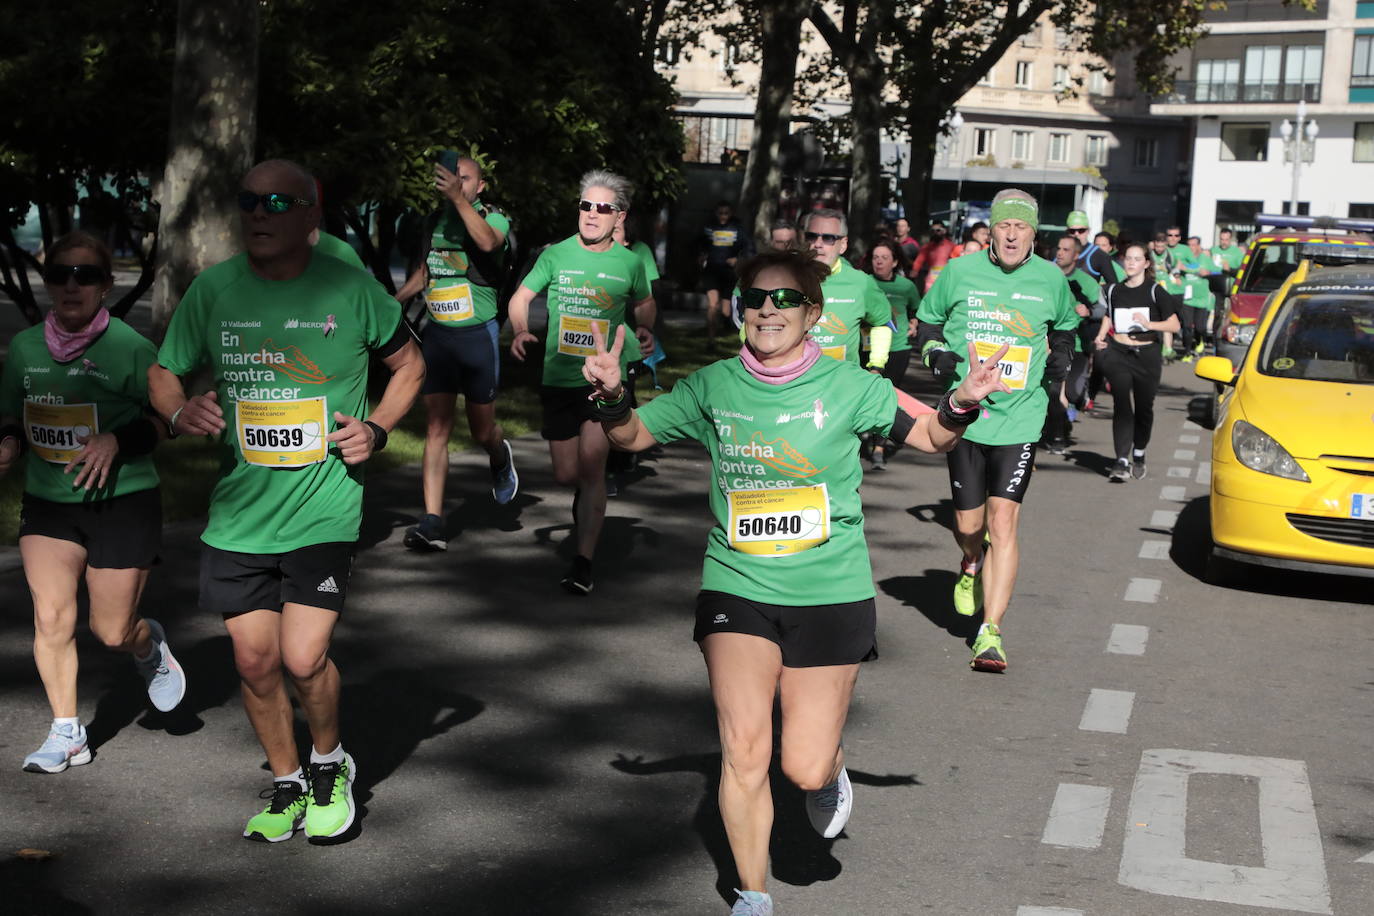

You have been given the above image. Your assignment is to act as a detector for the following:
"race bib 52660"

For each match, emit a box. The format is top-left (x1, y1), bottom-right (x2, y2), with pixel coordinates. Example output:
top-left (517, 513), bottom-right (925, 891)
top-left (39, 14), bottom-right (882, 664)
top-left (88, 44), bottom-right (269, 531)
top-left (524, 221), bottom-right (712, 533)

top-left (557, 315), bottom-right (610, 358)
top-left (727, 484), bottom-right (830, 556)
top-left (425, 282), bottom-right (475, 323)
top-left (974, 339), bottom-right (1031, 390)
top-left (24, 401), bottom-right (98, 464)
top-left (236, 397), bottom-right (328, 467)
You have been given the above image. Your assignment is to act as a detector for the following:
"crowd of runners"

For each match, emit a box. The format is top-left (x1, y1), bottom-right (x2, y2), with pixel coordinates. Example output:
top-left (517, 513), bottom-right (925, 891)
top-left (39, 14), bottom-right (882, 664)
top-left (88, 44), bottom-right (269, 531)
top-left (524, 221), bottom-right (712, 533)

top-left (0, 155), bottom-right (1225, 914)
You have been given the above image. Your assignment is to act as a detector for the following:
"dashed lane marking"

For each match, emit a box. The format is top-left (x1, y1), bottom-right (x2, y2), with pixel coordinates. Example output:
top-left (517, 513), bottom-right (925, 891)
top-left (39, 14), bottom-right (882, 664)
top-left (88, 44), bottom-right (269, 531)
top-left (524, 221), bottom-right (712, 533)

top-left (1149, 510), bottom-right (1179, 529)
top-left (1125, 578), bottom-right (1161, 603)
top-left (1079, 688), bottom-right (1135, 734)
top-left (1167, 466), bottom-right (1190, 478)
top-left (1138, 540), bottom-right (1170, 560)
top-left (1179, 433), bottom-right (1200, 444)
top-left (1108, 624), bottom-right (1149, 656)
top-left (1196, 460), bottom-right (1211, 485)
top-left (1042, 783), bottom-right (1112, 849)
top-left (1017, 908), bottom-right (1084, 916)
top-left (1173, 449), bottom-right (1197, 460)
top-left (1159, 486), bottom-right (1187, 502)
top-left (1182, 420), bottom-right (1202, 431)
top-left (1358, 850), bottom-right (1374, 864)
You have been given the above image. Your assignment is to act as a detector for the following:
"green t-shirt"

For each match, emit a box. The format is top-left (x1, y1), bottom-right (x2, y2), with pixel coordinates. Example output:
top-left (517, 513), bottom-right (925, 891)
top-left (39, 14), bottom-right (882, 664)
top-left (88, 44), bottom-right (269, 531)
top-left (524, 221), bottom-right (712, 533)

top-left (424, 202), bottom-right (511, 330)
top-left (916, 250), bottom-right (1079, 446)
top-left (873, 274), bottom-right (920, 353)
top-left (1210, 244), bottom-right (1243, 275)
top-left (520, 235), bottom-right (651, 388)
top-left (811, 259), bottom-right (891, 363)
top-left (637, 356), bottom-right (896, 606)
top-left (157, 251), bottom-right (403, 553)
top-left (315, 231), bottom-right (366, 270)
top-left (0, 318), bottom-right (159, 503)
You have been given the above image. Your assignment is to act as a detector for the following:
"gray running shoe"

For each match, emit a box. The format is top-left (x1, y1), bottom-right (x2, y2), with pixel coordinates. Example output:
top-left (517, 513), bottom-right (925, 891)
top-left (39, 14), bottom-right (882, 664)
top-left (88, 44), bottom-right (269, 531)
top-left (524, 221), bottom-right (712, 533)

top-left (491, 439), bottom-right (519, 505)
top-left (23, 722), bottom-right (91, 774)
top-left (805, 766), bottom-right (853, 838)
top-left (136, 619), bottom-right (187, 712)
top-left (1131, 455), bottom-right (1148, 479)
top-left (730, 890), bottom-right (774, 916)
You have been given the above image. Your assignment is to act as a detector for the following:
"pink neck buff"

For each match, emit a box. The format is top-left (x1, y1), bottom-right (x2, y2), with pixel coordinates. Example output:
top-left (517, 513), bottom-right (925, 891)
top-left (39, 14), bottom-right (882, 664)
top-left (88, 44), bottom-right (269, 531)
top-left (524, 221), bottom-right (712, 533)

top-left (738, 337), bottom-right (822, 385)
top-left (45, 307), bottom-right (111, 363)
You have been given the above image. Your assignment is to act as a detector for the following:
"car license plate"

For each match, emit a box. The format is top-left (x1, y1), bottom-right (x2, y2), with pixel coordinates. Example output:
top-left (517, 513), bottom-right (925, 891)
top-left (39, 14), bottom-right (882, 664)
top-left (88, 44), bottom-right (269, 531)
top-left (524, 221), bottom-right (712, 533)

top-left (1353, 494), bottom-right (1374, 520)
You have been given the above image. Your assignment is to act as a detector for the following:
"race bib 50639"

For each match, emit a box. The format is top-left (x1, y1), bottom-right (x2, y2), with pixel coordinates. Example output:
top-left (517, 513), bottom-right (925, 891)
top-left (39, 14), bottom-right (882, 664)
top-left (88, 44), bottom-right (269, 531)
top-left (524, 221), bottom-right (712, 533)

top-left (236, 397), bottom-right (328, 467)
top-left (727, 484), bottom-right (830, 556)
top-left (425, 282), bottom-right (475, 323)
top-left (974, 339), bottom-right (1031, 390)
top-left (557, 316), bottom-right (610, 358)
top-left (24, 401), bottom-right (98, 464)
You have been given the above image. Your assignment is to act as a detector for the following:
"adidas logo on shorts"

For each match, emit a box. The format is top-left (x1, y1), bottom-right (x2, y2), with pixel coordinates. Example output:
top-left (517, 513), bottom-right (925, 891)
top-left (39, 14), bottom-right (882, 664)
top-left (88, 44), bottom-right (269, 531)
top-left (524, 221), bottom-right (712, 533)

top-left (317, 576), bottom-right (340, 594)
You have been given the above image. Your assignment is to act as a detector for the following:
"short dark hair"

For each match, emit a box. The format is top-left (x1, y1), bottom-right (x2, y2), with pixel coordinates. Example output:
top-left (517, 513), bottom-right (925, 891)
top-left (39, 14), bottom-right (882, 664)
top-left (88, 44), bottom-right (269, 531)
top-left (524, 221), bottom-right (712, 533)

top-left (1059, 234), bottom-right (1083, 254)
top-left (1219, 227), bottom-right (1234, 236)
top-left (1187, 235), bottom-right (1202, 245)
top-left (1095, 231), bottom-right (1115, 247)
top-left (716, 200), bottom-right (733, 210)
top-left (969, 221), bottom-right (988, 232)
top-left (46, 231), bottom-right (113, 280)
top-left (769, 219), bottom-right (795, 234)
top-left (737, 249), bottom-right (830, 307)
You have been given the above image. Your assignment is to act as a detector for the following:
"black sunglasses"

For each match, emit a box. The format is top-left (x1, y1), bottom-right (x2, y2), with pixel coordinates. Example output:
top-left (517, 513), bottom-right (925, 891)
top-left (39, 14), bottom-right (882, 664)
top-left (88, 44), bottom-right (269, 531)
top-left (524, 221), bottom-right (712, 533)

top-left (238, 191), bottom-right (313, 214)
top-left (804, 231), bottom-right (843, 245)
top-left (1068, 226), bottom-right (1089, 233)
top-left (44, 264), bottom-right (107, 286)
top-left (578, 199), bottom-right (621, 214)
top-left (740, 287), bottom-right (814, 310)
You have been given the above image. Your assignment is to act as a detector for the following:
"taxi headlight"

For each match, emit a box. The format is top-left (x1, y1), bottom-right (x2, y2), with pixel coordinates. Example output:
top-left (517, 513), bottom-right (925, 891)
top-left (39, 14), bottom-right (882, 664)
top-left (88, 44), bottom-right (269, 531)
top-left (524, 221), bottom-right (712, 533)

top-left (1223, 324), bottom-right (1257, 345)
top-left (1231, 419), bottom-right (1309, 481)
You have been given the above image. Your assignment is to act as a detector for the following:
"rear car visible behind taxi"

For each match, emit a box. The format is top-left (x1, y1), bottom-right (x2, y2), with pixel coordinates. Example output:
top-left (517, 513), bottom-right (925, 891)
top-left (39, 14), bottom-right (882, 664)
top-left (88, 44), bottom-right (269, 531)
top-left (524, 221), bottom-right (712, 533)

top-left (1196, 263), bottom-right (1374, 579)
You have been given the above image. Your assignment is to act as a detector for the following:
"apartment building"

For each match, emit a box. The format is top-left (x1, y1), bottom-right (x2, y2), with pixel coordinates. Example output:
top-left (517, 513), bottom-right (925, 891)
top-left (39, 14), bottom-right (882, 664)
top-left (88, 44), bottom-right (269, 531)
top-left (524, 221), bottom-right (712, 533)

top-left (1150, 0), bottom-right (1374, 241)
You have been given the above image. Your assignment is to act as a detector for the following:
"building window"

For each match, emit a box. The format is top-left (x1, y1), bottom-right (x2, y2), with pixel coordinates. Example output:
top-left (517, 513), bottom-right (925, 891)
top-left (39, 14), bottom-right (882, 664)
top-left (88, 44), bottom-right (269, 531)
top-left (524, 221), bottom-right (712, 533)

top-left (1356, 123), bottom-right (1374, 162)
top-left (654, 40), bottom-right (680, 66)
top-left (1196, 59), bottom-right (1241, 102)
top-left (1355, 36), bottom-right (1374, 88)
top-left (1350, 204), bottom-right (1374, 218)
top-left (1048, 133), bottom-right (1070, 163)
top-left (1134, 137), bottom-right (1159, 168)
top-left (1084, 135), bottom-right (1108, 166)
top-left (1011, 130), bottom-right (1034, 161)
top-left (978, 70), bottom-right (993, 86)
top-left (1220, 122), bottom-right (1270, 161)
top-left (1015, 61), bottom-right (1033, 89)
top-left (1216, 200), bottom-right (1264, 239)
top-left (1244, 45), bottom-right (1282, 100)
top-left (719, 41), bottom-right (741, 72)
top-left (1053, 64), bottom-right (1070, 91)
top-left (1280, 201), bottom-right (1311, 215)
top-left (1088, 71), bottom-right (1111, 95)
top-left (973, 127), bottom-right (995, 157)
top-left (678, 115), bottom-right (752, 165)
top-left (1283, 45), bottom-right (1322, 101)
top-left (1054, 27), bottom-right (1071, 50)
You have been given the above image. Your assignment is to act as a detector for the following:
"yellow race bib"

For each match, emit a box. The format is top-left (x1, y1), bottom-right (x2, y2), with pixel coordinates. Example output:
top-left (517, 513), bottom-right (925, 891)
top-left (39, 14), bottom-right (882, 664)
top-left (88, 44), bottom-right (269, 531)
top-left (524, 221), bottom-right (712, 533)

top-left (425, 282), bottom-right (475, 323)
top-left (24, 401), bottom-right (98, 465)
top-left (557, 315), bottom-right (610, 358)
top-left (236, 397), bottom-right (328, 467)
top-left (974, 339), bottom-right (1032, 391)
top-left (727, 485), bottom-right (830, 556)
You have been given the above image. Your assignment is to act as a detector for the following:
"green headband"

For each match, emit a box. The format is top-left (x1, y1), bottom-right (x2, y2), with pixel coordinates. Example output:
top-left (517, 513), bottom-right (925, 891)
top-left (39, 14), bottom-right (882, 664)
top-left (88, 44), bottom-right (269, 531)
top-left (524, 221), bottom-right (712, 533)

top-left (990, 197), bottom-right (1038, 231)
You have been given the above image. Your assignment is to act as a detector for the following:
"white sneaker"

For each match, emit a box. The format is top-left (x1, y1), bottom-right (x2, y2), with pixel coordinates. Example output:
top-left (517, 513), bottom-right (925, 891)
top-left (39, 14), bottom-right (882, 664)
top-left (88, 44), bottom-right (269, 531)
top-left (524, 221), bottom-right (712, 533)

top-left (805, 766), bottom-right (853, 838)
top-left (730, 890), bottom-right (774, 915)
top-left (23, 722), bottom-right (91, 774)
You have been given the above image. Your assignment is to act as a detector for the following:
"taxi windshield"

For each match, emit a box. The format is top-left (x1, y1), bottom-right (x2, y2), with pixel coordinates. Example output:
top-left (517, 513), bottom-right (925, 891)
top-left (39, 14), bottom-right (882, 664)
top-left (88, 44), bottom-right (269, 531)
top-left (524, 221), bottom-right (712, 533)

top-left (1258, 291), bottom-right (1374, 384)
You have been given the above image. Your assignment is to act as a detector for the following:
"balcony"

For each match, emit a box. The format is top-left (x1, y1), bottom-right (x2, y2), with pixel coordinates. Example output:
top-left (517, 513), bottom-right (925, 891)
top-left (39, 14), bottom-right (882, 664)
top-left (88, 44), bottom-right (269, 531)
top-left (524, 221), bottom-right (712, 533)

top-left (1157, 80), bottom-right (1321, 104)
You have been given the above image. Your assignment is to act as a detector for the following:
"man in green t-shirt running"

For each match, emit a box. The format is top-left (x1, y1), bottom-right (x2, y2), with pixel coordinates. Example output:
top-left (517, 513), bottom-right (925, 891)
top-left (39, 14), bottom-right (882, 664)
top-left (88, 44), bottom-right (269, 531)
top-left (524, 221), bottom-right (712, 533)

top-left (148, 159), bottom-right (425, 844)
top-left (508, 169), bottom-right (655, 595)
top-left (1208, 226), bottom-right (1244, 323)
top-left (916, 189), bottom-right (1079, 672)
top-left (393, 155), bottom-right (519, 551)
top-left (802, 209), bottom-right (893, 368)
top-left (1046, 234), bottom-right (1103, 452)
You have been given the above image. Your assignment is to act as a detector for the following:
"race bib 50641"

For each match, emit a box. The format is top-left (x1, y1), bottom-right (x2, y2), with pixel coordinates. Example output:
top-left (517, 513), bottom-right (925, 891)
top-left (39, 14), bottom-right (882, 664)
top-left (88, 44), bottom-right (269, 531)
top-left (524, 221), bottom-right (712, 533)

top-left (727, 484), bottom-right (830, 556)
top-left (974, 339), bottom-right (1031, 390)
top-left (425, 282), bottom-right (475, 323)
top-left (236, 397), bottom-right (328, 467)
top-left (24, 401), bottom-right (98, 464)
top-left (557, 315), bottom-right (610, 358)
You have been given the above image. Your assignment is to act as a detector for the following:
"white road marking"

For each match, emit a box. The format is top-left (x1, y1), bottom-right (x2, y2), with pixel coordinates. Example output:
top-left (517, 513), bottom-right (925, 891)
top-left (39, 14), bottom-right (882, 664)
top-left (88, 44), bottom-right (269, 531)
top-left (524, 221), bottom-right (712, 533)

top-left (1119, 749), bottom-right (1332, 914)
top-left (1196, 461), bottom-right (1212, 485)
top-left (1017, 907), bottom-right (1085, 916)
top-left (1173, 449), bottom-right (1197, 460)
top-left (1167, 466), bottom-right (1191, 478)
top-left (1125, 578), bottom-right (1161, 603)
top-left (1138, 540), bottom-right (1170, 560)
top-left (1180, 434), bottom-right (1200, 444)
top-left (1150, 510), bottom-right (1179, 529)
top-left (1042, 783), bottom-right (1112, 849)
top-left (1108, 624), bottom-right (1149, 655)
top-left (1079, 688), bottom-right (1135, 733)
top-left (1357, 850), bottom-right (1374, 864)
top-left (1183, 420), bottom-right (1202, 431)
top-left (1160, 486), bottom-right (1187, 502)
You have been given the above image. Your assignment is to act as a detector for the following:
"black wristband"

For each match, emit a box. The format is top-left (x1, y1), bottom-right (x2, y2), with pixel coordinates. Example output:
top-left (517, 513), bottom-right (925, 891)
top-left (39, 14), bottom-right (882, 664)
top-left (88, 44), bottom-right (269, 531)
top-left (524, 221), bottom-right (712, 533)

top-left (937, 391), bottom-right (979, 430)
top-left (112, 417), bottom-right (160, 457)
top-left (364, 420), bottom-right (388, 452)
top-left (0, 422), bottom-right (25, 455)
top-left (594, 389), bottom-right (632, 423)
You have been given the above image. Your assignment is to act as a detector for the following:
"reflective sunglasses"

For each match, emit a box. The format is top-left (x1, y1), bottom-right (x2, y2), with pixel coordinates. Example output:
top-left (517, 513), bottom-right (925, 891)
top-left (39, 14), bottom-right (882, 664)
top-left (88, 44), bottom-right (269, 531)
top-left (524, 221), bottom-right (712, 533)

top-left (1068, 226), bottom-right (1089, 233)
top-left (740, 287), bottom-right (814, 310)
top-left (44, 264), bottom-right (107, 286)
top-left (578, 199), bottom-right (621, 214)
top-left (804, 231), bottom-right (843, 245)
top-left (237, 191), bottom-right (313, 214)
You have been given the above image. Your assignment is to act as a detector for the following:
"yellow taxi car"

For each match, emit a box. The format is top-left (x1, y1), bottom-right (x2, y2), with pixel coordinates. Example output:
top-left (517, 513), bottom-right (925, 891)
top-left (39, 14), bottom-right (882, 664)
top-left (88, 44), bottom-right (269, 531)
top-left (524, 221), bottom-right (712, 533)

top-left (1195, 263), bottom-right (1374, 580)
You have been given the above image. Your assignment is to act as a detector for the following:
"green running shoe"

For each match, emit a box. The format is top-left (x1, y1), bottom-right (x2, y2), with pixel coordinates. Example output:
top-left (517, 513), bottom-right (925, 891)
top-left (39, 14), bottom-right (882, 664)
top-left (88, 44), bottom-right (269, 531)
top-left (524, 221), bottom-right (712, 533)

top-left (305, 753), bottom-right (356, 842)
top-left (953, 568), bottom-right (983, 617)
top-left (243, 779), bottom-right (307, 842)
top-left (970, 624), bottom-right (1007, 672)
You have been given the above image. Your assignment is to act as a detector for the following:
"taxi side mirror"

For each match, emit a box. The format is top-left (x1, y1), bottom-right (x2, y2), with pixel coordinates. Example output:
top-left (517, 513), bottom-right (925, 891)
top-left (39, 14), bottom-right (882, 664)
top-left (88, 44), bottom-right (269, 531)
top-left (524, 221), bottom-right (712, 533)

top-left (1194, 355), bottom-right (1237, 385)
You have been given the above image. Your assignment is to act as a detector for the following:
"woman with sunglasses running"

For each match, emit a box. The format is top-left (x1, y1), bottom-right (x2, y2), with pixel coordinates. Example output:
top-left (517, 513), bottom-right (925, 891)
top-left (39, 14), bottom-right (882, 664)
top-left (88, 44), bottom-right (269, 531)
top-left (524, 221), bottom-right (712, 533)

top-left (0, 232), bottom-right (186, 774)
top-left (582, 249), bottom-right (1009, 916)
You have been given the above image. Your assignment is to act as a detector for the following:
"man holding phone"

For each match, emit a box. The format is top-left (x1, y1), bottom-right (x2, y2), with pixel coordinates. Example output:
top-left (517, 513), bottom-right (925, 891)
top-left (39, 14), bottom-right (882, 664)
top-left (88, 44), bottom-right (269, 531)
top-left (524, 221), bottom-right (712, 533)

top-left (394, 152), bottom-right (519, 552)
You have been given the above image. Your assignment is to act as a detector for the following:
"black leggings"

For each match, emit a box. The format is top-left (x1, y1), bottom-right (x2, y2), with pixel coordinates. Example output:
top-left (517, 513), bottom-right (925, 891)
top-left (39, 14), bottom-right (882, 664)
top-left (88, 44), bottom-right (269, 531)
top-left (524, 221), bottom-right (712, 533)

top-left (1179, 306), bottom-right (1209, 353)
top-left (1099, 340), bottom-right (1162, 460)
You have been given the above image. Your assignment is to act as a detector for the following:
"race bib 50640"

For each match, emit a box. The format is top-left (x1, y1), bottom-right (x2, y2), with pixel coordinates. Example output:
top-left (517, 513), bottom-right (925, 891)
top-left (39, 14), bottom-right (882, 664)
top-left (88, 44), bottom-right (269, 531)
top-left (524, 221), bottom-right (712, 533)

top-left (425, 282), bottom-right (474, 323)
top-left (24, 401), bottom-right (98, 464)
top-left (974, 339), bottom-right (1031, 390)
top-left (727, 484), bottom-right (830, 556)
top-left (236, 397), bottom-right (328, 467)
top-left (557, 315), bottom-right (610, 358)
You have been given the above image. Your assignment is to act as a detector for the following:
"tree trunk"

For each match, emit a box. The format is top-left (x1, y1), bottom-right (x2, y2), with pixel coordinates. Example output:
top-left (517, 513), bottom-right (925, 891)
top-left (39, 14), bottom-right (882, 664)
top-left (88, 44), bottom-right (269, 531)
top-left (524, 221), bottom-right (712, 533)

top-left (900, 106), bottom-right (942, 228)
top-left (0, 228), bottom-right (42, 325)
top-left (844, 40), bottom-right (885, 260)
top-left (150, 0), bottom-right (259, 340)
top-left (739, 0), bottom-right (809, 243)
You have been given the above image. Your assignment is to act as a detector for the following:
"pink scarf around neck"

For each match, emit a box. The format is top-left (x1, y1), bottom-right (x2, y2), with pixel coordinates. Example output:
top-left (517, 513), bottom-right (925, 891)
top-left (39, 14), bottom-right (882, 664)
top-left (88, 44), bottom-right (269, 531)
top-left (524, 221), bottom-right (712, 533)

top-left (45, 307), bottom-right (110, 363)
top-left (738, 337), bottom-right (822, 385)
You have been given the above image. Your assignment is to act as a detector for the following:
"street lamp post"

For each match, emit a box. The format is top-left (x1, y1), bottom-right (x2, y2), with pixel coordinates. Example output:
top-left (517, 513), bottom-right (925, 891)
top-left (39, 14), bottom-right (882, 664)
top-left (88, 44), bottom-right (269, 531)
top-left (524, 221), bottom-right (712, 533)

top-left (1278, 99), bottom-right (1319, 216)
top-left (949, 110), bottom-right (965, 232)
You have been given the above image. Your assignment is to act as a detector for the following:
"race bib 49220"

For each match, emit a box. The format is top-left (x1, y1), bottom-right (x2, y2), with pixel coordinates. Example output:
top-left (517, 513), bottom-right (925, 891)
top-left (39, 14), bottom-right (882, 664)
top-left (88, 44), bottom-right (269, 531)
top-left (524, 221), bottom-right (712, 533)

top-left (557, 315), bottom-right (611, 358)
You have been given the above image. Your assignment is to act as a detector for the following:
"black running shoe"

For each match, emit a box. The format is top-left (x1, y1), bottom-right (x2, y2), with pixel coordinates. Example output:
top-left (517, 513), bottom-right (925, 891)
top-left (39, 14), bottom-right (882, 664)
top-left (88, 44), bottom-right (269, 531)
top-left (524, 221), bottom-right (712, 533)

top-left (1109, 459), bottom-right (1130, 483)
top-left (561, 555), bottom-right (594, 595)
top-left (403, 514), bottom-right (446, 551)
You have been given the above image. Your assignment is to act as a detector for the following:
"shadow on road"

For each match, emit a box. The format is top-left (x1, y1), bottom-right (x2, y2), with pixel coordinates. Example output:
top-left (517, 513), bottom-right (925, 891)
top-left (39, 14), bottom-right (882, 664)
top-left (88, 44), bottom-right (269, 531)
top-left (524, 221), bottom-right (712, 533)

top-left (879, 574), bottom-right (980, 648)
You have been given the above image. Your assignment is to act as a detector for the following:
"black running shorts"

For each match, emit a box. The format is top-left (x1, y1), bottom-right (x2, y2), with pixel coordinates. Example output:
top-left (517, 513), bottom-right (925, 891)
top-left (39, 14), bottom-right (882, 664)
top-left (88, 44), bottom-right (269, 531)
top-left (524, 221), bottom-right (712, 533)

top-left (539, 384), bottom-right (598, 441)
top-left (419, 319), bottom-right (500, 403)
top-left (694, 590), bottom-right (878, 668)
top-left (18, 488), bottom-right (162, 569)
top-left (946, 438), bottom-right (1036, 510)
top-left (199, 542), bottom-right (355, 616)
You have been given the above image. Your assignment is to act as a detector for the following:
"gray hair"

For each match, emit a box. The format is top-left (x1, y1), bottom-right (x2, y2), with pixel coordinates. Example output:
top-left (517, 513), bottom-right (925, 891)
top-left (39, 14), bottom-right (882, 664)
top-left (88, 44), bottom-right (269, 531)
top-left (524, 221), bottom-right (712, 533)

top-left (580, 169), bottom-right (633, 212)
top-left (801, 208), bottom-right (848, 236)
